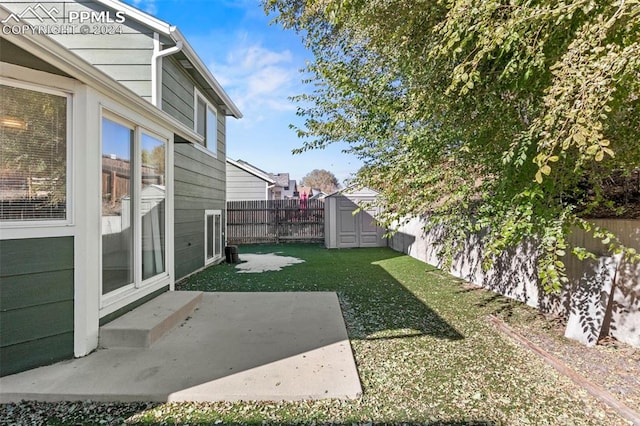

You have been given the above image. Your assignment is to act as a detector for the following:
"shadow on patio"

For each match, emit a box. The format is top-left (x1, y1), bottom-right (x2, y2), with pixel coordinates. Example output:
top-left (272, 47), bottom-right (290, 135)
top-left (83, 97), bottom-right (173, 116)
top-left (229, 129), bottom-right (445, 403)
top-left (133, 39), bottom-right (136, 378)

top-left (1, 245), bottom-right (463, 406)
top-left (179, 244), bottom-right (464, 343)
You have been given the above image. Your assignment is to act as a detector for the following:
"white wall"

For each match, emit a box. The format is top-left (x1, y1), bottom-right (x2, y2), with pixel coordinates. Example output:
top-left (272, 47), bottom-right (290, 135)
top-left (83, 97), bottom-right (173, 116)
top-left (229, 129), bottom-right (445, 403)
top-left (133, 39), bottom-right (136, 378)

top-left (226, 162), bottom-right (269, 201)
top-left (389, 217), bottom-right (640, 348)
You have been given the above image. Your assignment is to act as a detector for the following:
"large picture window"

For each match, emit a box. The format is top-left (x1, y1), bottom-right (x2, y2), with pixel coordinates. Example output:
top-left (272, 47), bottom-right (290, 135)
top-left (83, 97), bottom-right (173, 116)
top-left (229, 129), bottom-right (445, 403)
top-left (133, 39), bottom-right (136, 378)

top-left (0, 84), bottom-right (68, 221)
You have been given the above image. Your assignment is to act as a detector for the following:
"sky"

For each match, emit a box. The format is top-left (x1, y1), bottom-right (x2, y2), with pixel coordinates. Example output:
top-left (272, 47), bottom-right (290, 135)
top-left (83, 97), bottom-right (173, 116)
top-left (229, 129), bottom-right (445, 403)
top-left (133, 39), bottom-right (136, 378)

top-left (122, 0), bottom-right (362, 186)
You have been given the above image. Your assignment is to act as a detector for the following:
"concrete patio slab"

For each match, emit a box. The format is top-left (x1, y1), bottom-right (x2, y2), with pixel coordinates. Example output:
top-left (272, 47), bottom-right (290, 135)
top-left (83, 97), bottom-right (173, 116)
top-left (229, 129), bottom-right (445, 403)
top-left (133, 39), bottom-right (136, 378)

top-left (0, 292), bottom-right (362, 403)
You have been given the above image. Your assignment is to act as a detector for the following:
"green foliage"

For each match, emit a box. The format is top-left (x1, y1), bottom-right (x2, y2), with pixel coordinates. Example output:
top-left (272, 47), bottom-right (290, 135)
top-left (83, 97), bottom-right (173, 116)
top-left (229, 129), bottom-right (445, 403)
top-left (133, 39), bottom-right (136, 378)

top-left (265, 0), bottom-right (640, 291)
top-left (300, 168), bottom-right (340, 193)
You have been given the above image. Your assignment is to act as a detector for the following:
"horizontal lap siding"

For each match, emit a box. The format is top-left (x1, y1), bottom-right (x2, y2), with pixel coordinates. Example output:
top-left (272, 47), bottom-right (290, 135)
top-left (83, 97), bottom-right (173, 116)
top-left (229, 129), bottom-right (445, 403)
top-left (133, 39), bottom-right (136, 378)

top-left (46, 1), bottom-right (154, 99)
top-left (162, 58), bottom-right (195, 128)
top-left (226, 163), bottom-right (268, 201)
top-left (0, 237), bottom-right (74, 376)
top-left (174, 143), bottom-right (226, 280)
top-left (161, 46), bottom-right (228, 280)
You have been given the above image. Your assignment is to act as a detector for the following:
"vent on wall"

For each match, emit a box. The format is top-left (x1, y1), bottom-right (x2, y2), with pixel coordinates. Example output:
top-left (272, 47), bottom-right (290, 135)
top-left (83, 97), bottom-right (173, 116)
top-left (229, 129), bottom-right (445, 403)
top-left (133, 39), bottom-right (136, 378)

top-left (179, 59), bottom-right (193, 69)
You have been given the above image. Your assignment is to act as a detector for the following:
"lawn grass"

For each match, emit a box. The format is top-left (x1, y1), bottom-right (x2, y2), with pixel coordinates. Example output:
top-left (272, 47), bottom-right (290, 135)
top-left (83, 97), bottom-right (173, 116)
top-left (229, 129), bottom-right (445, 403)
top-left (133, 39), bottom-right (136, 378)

top-left (159, 244), bottom-right (625, 425)
top-left (1, 244), bottom-right (629, 425)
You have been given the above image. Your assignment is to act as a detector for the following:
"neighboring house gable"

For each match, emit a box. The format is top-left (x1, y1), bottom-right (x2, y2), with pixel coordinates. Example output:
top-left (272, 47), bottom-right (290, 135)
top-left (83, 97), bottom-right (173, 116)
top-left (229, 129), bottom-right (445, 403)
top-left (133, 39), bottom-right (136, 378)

top-left (226, 159), bottom-right (276, 201)
top-left (269, 173), bottom-right (289, 200)
top-left (298, 186), bottom-right (313, 199)
top-left (310, 189), bottom-right (328, 200)
top-left (282, 179), bottom-right (298, 199)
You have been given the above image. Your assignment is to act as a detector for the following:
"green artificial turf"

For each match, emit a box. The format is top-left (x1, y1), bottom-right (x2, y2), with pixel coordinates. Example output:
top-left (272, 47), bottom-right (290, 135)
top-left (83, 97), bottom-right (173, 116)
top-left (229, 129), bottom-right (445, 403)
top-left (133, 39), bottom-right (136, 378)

top-left (163, 245), bottom-right (622, 425)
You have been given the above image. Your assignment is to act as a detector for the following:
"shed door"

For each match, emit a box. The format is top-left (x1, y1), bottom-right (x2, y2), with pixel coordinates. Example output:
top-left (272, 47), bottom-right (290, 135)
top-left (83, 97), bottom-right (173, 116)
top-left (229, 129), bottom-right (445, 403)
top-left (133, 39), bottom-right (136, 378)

top-left (358, 207), bottom-right (384, 247)
top-left (337, 197), bottom-right (359, 247)
top-left (336, 197), bottom-right (385, 248)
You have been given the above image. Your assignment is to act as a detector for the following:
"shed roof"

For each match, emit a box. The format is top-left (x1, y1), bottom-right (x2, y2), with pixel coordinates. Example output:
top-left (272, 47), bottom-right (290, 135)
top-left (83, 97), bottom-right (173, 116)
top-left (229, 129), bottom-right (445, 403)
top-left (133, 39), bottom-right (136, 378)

top-left (326, 186), bottom-right (380, 199)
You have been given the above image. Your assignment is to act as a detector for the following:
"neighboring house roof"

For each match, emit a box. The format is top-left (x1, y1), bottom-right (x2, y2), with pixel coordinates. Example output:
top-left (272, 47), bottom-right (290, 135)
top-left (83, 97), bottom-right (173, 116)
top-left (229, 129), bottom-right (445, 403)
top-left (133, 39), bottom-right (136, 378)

top-left (95, 0), bottom-right (242, 119)
top-left (226, 158), bottom-right (276, 184)
top-left (310, 189), bottom-right (328, 200)
top-left (270, 173), bottom-right (290, 188)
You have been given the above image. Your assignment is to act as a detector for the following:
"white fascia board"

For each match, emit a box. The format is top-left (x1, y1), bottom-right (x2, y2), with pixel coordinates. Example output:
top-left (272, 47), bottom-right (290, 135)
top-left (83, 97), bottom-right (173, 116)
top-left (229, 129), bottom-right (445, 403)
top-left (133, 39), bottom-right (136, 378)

top-left (171, 27), bottom-right (243, 119)
top-left (227, 158), bottom-right (276, 184)
top-left (94, 0), bottom-right (173, 34)
top-left (94, 0), bottom-right (242, 119)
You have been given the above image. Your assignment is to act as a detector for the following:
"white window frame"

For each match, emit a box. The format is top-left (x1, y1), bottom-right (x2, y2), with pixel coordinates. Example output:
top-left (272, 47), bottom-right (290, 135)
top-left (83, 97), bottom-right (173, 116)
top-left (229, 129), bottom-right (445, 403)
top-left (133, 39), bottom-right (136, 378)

top-left (204, 209), bottom-right (223, 265)
top-left (193, 87), bottom-right (218, 157)
top-left (0, 77), bottom-right (74, 234)
top-left (100, 107), bottom-right (171, 312)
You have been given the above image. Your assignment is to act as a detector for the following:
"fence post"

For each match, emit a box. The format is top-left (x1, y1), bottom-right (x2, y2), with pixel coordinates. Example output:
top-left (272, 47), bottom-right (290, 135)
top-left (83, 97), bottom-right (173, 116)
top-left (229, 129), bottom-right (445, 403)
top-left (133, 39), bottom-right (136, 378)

top-left (275, 200), bottom-right (280, 244)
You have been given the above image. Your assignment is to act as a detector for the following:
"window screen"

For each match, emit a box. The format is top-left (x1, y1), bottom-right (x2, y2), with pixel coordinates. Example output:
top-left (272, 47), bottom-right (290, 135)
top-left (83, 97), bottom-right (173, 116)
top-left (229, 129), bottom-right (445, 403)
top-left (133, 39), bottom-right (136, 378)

top-left (206, 105), bottom-right (217, 151)
top-left (206, 213), bottom-right (214, 259)
top-left (195, 93), bottom-right (217, 154)
top-left (0, 85), bottom-right (67, 221)
top-left (196, 97), bottom-right (206, 140)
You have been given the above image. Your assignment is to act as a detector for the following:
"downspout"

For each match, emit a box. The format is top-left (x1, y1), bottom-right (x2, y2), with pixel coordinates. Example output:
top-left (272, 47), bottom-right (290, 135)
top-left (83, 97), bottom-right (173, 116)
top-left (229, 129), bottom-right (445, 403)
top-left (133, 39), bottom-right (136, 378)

top-left (150, 29), bottom-right (182, 293)
top-left (151, 29), bottom-right (183, 107)
top-left (266, 183), bottom-right (276, 200)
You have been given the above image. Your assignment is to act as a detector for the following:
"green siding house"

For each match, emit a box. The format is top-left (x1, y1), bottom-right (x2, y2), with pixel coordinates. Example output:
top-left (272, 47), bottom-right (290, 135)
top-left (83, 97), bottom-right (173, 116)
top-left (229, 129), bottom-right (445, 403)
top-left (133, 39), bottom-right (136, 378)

top-left (0, 0), bottom-right (241, 376)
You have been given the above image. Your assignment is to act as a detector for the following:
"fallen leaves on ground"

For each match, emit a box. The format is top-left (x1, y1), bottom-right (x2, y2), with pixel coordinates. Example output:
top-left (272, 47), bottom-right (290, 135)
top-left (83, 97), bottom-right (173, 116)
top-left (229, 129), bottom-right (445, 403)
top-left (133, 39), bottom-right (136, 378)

top-left (1, 245), bottom-right (637, 425)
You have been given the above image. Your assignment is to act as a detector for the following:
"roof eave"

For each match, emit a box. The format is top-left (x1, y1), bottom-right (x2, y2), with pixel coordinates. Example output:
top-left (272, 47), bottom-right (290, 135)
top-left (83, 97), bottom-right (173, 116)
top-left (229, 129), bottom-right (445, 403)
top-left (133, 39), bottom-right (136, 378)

top-left (95, 0), bottom-right (242, 119)
top-left (95, 0), bottom-right (173, 34)
top-left (0, 20), bottom-right (204, 144)
top-left (170, 27), bottom-right (242, 119)
top-left (227, 159), bottom-right (275, 184)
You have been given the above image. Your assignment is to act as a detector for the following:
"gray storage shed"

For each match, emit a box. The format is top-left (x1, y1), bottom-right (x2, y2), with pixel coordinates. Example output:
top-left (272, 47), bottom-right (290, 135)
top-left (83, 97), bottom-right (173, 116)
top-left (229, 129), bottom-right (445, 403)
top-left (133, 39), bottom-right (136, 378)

top-left (324, 187), bottom-right (387, 248)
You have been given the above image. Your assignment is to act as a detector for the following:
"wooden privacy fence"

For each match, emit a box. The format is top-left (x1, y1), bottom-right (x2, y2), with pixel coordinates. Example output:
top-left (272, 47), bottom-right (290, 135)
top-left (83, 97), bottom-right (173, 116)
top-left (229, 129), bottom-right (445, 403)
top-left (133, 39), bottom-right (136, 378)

top-left (227, 199), bottom-right (324, 244)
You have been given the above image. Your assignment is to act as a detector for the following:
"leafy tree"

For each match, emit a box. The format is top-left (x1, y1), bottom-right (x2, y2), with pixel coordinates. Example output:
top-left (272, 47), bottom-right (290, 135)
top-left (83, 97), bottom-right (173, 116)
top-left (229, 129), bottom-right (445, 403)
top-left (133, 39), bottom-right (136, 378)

top-left (265, 0), bottom-right (640, 291)
top-left (300, 169), bottom-right (340, 194)
top-left (142, 144), bottom-right (166, 176)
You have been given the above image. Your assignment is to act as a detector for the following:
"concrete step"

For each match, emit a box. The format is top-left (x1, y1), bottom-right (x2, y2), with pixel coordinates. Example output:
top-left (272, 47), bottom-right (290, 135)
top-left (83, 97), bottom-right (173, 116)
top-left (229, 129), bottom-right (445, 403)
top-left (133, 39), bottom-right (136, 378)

top-left (99, 291), bottom-right (203, 348)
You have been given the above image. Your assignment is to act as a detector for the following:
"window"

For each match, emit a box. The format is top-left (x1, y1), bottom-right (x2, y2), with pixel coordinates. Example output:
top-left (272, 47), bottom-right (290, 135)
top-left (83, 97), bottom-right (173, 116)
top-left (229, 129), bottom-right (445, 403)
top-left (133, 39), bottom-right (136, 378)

top-left (194, 89), bottom-right (217, 154)
top-left (101, 114), bottom-right (167, 296)
top-left (0, 84), bottom-right (69, 221)
top-left (141, 133), bottom-right (166, 281)
top-left (101, 118), bottom-right (134, 294)
top-left (205, 209), bottom-right (222, 264)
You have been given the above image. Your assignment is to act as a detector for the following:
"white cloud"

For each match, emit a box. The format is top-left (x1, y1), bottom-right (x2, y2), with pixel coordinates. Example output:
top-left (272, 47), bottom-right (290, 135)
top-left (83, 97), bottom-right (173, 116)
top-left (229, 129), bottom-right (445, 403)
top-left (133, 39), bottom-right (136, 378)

top-left (209, 43), bottom-right (300, 122)
top-left (130, 0), bottom-right (157, 14)
top-left (242, 46), bottom-right (292, 69)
